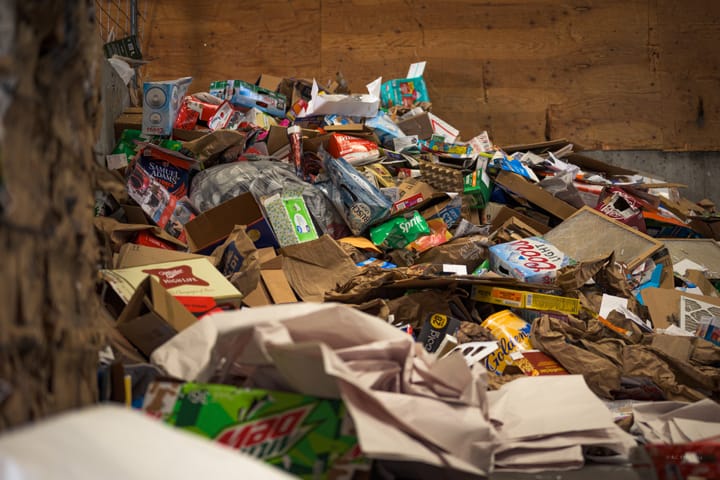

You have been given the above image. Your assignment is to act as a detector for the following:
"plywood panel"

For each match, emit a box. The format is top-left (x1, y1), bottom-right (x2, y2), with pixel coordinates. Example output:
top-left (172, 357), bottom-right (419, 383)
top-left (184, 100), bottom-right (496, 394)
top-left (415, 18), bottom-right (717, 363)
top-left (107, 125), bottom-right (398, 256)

top-left (142, 0), bottom-right (720, 150)
top-left (143, 0), bottom-right (323, 93)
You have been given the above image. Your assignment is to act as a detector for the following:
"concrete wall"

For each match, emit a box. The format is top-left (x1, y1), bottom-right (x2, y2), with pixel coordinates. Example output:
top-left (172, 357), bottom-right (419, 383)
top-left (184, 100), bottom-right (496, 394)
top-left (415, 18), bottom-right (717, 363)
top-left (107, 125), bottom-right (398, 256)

top-left (582, 150), bottom-right (719, 207)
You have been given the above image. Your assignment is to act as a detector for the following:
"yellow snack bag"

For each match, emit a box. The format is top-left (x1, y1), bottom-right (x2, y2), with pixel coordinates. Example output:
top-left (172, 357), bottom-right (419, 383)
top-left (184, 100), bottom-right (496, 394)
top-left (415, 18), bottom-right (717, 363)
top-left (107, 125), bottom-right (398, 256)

top-left (480, 310), bottom-right (533, 375)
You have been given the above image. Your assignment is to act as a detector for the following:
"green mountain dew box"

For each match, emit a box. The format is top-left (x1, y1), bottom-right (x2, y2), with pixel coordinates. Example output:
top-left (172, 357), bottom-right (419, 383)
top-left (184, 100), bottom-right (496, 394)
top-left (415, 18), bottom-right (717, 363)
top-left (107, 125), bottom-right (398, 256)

top-left (143, 382), bottom-right (370, 479)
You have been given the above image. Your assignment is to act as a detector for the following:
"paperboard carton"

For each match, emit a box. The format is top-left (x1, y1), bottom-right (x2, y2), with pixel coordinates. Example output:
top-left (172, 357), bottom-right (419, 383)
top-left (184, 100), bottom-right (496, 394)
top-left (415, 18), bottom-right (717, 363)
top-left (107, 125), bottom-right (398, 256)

top-left (261, 193), bottom-right (318, 247)
top-left (135, 143), bottom-right (198, 198)
top-left (142, 77), bottom-right (192, 136)
top-left (489, 237), bottom-right (573, 284)
top-left (184, 192), bottom-right (278, 253)
top-left (116, 277), bottom-right (198, 357)
top-left (209, 79), bottom-right (287, 117)
top-left (101, 257), bottom-right (243, 307)
top-left (125, 163), bottom-right (196, 243)
top-left (143, 382), bottom-right (370, 479)
top-left (472, 285), bottom-right (580, 314)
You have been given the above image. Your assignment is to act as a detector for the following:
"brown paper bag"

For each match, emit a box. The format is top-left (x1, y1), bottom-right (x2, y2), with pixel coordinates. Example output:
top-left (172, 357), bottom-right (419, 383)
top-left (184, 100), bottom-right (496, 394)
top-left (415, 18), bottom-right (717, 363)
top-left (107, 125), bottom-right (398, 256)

top-left (531, 315), bottom-right (622, 398)
top-left (417, 234), bottom-right (490, 271)
top-left (181, 130), bottom-right (247, 165)
top-left (326, 267), bottom-right (411, 304)
top-left (210, 225), bottom-right (260, 296)
top-left (94, 216), bottom-right (187, 252)
top-left (281, 235), bottom-right (358, 302)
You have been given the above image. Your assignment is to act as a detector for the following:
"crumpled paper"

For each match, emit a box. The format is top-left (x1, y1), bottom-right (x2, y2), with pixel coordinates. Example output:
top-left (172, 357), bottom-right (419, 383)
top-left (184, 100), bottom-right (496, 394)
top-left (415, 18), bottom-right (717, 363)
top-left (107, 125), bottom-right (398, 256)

top-left (151, 303), bottom-right (497, 477)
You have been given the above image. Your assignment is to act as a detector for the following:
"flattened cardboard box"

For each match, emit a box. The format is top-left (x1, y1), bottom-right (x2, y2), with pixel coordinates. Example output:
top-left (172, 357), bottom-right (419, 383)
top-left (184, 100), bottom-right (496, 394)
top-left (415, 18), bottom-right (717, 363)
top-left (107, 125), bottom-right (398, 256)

top-left (482, 202), bottom-right (551, 234)
top-left (115, 243), bottom-right (208, 269)
top-left (184, 192), bottom-right (278, 253)
top-left (641, 287), bottom-right (720, 330)
top-left (494, 170), bottom-right (577, 220)
top-left (102, 257), bottom-right (243, 307)
top-left (472, 285), bottom-right (580, 314)
top-left (116, 277), bottom-right (198, 357)
top-left (242, 248), bottom-right (298, 307)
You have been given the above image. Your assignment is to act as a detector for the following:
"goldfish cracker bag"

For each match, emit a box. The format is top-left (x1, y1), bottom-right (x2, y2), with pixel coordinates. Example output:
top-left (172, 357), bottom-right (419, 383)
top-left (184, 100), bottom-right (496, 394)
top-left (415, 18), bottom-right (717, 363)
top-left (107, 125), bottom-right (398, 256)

top-left (480, 310), bottom-right (533, 375)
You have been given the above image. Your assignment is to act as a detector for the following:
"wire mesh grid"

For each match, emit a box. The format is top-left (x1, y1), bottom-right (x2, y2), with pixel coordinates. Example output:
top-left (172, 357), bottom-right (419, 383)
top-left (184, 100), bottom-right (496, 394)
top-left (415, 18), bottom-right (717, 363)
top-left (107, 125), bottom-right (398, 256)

top-left (94, 0), bottom-right (148, 45)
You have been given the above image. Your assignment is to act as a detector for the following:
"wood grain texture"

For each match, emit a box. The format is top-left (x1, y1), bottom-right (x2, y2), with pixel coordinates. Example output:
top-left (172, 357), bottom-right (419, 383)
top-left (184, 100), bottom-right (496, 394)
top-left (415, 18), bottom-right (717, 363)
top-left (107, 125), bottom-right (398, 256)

top-left (0, 0), bottom-right (104, 429)
top-left (143, 0), bottom-right (720, 150)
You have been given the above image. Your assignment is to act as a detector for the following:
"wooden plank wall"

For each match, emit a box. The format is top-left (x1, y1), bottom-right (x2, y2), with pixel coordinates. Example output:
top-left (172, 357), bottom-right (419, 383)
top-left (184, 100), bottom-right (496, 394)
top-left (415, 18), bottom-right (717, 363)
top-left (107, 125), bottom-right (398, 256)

top-left (141, 0), bottom-right (720, 150)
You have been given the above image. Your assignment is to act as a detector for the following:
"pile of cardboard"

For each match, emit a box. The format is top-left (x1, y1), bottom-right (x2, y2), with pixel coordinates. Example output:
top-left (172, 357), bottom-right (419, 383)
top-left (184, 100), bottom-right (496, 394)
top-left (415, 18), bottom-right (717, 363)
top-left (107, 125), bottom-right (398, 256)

top-left (93, 62), bottom-right (720, 478)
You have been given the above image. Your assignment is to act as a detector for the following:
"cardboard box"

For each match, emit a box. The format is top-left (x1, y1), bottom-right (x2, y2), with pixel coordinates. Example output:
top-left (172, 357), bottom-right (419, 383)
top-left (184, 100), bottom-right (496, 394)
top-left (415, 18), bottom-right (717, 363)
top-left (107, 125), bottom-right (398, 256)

top-left (641, 287), bottom-right (720, 329)
top-left (114, 106), bottom-right (208, 142)
top-left (489, 237), bottom-right (573, 285)
top-left (396, 112), bottom-right (459, 142)
top-left (184, 192), bottom-right (278, 253)
top-left (142, 77), bottom-right (192, 136)
top-left (143, 382), bottom-right (370, 479)
top-left (482, 203), bottom-right (551, 234)
top-left (472, 285), bottom-right (580, 314)
top-left (265, 125), bottom-right (319, 156)
top-left (115, 243), bottom-right (207, 269)
top-left (278, 77), bottom-right (313, 107)
top-left (101, 257), bottom-right (243, 307)
top-left (494, 170), bottom-right (577, 220)
top-left (126, 163), bottom-right (196, 243)
top-left (256, 73), bottom-right (283, 92)
top-left (209, 79), bottom-right (287, 117)
top-left (397, 112), bottom-right (434, 140)
top-left (242, 248), bottom-right (298, 307)
top-left (116, 277), bottom-right (198, 357)
top-left (261, 193), bottom-right (318, 247)
top-left (689, 216), bottom-right (720, 240)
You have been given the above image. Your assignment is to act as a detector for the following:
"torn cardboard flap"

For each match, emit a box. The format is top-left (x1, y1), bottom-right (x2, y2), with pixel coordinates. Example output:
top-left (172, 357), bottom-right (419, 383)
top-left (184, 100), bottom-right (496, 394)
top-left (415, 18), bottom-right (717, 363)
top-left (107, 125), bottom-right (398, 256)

top-left (482, 202), bottom-right (551, 234)
top-left (95, 216), bottom-right (187, 252)
top-left (116, 277), bottom-right (197, 357)
top-left (494, 170), bottom-right (577, 220)
top-left (115, 243), bottom-right (208, 269)
top-left (181, 130), bottom-right (247, 163)
top-left (184, 192), bottom-right (278, 253)
top-left (281, 235), bottom-right (358, 302)
top-left (641, 287), bottom-right (720, 330)
top-left (242, 248), bottom-right (298, 307)
top-left (685, 269), bottom-right (719, 297)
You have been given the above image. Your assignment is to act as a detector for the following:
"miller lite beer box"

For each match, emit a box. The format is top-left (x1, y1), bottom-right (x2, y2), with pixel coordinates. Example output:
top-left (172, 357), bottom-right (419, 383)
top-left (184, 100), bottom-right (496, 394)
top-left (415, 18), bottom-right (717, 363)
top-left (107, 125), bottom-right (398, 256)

top-left (101, 258), bottom-right (243, 307)
top-left (142, 382), bottom-right (371, 479)
top-left (489, 236), bottom-right (573, 284)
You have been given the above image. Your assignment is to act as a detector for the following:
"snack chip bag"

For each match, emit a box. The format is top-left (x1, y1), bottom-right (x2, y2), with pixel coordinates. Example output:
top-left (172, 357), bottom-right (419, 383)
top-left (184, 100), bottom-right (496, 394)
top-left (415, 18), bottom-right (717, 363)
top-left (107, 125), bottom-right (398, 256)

top-left (480, 310), bottom-right (533, 375)
top-left (370, 210), bottom-right (431, 250)
top-left (322, 151), bottom-right (391, 235)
